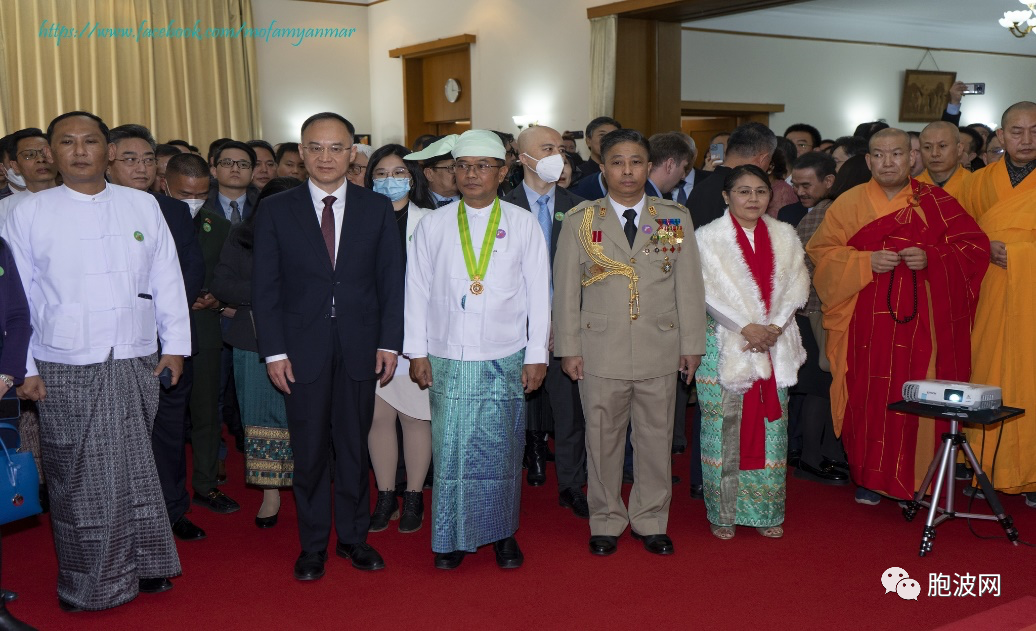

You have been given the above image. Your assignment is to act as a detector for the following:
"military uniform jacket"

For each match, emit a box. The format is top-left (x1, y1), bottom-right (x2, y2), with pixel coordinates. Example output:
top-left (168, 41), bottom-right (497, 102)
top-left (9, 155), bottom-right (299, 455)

top-left (193, 208), bottom-right (231, 350)
top-left (552, 196), bottom-right (706, 380)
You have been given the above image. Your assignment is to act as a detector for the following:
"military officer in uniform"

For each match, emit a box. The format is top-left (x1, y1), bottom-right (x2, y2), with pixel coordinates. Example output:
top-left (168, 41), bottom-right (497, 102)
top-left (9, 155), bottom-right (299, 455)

top-left (553, 128), bottom-right (706, 557)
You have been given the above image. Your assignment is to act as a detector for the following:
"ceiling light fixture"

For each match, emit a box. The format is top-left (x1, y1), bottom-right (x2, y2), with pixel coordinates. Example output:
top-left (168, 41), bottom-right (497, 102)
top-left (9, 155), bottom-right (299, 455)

top-left (1000, 0), bottom-right (1036, 37)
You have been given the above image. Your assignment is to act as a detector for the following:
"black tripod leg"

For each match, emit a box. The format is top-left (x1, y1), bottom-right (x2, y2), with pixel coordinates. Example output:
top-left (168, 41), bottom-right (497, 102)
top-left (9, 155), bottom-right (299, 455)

top-left (960, 441), bottom-right (1020, 544)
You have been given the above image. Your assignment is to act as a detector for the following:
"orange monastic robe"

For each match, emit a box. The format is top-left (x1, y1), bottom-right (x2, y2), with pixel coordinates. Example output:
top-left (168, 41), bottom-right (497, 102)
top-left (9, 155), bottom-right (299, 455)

top-left (917, 167), bottom-right (970, 200)
top-left (960, 160), bottom-right (1036, 493)
top-left (807, 179), bottom-right (989, 498)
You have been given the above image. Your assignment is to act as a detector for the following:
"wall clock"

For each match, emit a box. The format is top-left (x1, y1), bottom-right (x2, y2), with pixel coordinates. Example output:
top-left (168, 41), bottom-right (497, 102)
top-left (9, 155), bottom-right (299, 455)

top-left (444, 78), bottom-right (461, 103)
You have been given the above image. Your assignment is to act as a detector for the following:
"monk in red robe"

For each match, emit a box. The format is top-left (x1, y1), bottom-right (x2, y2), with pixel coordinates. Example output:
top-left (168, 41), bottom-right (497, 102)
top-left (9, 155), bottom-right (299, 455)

top-left (806, 128), bottom-right (990, 504)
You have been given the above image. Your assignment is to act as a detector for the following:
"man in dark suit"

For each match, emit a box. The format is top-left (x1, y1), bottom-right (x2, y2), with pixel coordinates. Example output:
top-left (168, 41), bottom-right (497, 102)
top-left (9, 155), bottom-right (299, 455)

top-left (645, 132), bottom-right (692, 200)
top-left (687, 122), bottom-right (777, 229)
top-left (106, 125), bottom-right (210, 541)
top-left (571, 117), bottom-right (621, 186)
top-left (253, 112), bottom-right (405, 581)
top-left (502, 125), bottom-right (588, 517)
top-left (778, 151), bottom-right (837, 228)
top-left (668, 135), bottom-right (711, 208)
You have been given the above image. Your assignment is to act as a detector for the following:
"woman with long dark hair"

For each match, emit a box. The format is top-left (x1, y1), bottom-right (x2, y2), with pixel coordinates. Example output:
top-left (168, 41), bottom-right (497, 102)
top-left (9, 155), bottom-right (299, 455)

top-left (362, 144), bottom-right (434, 533)
top-left (211, 177), bottom-right (304, 528)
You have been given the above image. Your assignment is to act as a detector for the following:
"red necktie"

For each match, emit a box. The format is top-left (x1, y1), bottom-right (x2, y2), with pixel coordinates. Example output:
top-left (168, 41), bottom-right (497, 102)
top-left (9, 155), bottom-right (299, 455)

top-left (321, 195), bottom-right (336, 268)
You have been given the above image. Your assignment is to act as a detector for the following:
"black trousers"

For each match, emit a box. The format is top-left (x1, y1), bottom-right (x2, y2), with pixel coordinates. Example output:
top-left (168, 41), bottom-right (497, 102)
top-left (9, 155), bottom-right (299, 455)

top-left (791, 314), bottom-right (844, 467)
top-left (545, 354), bottom-right (586, 492)
top-left (151, 357), bottom-right (193, 524)
top-left (284, 322), bottom-right (376, 553)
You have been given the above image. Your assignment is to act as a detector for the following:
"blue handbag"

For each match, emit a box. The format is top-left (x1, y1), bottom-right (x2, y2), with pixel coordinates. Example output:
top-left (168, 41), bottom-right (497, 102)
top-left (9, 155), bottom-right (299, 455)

top-left (0, 415), bottom-right (42, 526)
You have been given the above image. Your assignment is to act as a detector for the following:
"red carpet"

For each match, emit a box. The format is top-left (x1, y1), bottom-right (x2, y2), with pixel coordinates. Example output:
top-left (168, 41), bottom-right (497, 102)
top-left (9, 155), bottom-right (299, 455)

top-left (4, 431), bottom-right (1035, 631)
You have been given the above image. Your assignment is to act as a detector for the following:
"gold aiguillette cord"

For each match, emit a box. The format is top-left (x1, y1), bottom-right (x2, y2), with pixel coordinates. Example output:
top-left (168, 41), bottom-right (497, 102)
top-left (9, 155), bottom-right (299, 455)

top-left (578, 205), bottom-right (640, 320)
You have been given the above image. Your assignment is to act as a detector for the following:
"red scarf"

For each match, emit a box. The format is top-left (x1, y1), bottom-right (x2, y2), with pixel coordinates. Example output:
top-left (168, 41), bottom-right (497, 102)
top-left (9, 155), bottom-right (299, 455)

top-left (730, 212), bottom-right (783, 471)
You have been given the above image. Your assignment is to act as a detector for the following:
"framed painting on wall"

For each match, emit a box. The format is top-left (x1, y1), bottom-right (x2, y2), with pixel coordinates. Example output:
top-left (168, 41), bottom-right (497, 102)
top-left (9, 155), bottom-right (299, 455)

top-left (900, 70), bottom-right (957, 123)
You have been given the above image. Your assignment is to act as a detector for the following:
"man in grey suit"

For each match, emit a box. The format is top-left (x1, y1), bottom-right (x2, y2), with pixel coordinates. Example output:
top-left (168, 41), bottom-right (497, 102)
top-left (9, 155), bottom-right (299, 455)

top-left (502, 125), bottom-right (588, 518)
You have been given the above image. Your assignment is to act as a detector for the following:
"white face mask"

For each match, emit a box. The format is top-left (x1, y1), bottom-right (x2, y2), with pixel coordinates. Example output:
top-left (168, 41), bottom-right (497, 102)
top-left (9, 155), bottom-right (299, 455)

top-left (525, 153), bottom-right (563, 184)
top-left (3, 165), bottom-right (26, 189)
top-left (183, 198), bottom-right (205, 217)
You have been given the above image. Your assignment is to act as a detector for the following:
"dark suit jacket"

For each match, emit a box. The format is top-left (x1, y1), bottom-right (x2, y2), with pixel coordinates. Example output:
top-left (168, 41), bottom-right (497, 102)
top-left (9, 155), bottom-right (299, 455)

top-left (569, 172), bottom-right (605, 201)
top-left (942, 107), bottom-right (961, 126)
top-left (777, 201), bottom-right (808, 227)
top-left (572, 159), bottom-right (601, 185)
top-left (502, 183), bottom-right (585, 263)
top-left (210, 223), bottom-right (258, 353)
top-left (192, 209), bottom-right (232, 351)
top-left (202, 185), bottom-right (259, 223)
top-left (252, 182), bottom-right (405, 383)
top-left (153, 192), bottom-right (205, 355)
top-left (686, 165), bottom-right (732, 229)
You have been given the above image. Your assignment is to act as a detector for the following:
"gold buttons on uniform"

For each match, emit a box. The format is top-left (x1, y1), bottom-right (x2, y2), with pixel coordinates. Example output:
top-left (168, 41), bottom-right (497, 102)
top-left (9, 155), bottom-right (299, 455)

top-left (669, 323), bottom-right (674, 328)
top-left (630, 258), bottom-right (636, 264)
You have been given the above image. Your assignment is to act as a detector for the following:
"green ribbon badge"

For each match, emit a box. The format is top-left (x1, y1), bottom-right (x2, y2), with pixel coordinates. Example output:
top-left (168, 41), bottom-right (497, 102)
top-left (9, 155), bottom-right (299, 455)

top-left (203, 224), bottom-right (212, 232)
top-left (555, 211), bottom-right (565, 221)
top-left (0, 266), bottom-right (4, 276)
top-left (133, 231), bottom-right (144, 242)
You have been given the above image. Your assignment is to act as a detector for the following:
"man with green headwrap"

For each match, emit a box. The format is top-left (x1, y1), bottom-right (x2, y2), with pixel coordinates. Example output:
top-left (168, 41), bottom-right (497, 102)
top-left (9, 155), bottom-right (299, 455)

top-left (404, 130), bottom-right (551, 570)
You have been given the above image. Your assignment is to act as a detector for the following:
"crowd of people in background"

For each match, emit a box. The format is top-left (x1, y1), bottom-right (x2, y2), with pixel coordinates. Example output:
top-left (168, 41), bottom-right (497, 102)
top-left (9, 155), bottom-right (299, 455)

top-left (0, 75), bottom-right (1032, 629)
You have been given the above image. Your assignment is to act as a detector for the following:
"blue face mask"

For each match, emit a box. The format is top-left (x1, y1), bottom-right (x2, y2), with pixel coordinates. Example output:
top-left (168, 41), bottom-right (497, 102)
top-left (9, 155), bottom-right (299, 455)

top-left (373, 176), bottom-right (411, 202)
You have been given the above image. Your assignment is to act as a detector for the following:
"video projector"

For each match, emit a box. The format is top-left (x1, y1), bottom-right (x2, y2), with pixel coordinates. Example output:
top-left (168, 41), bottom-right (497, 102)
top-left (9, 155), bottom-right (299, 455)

top-left (902, 380), bottom-right (1002, 411)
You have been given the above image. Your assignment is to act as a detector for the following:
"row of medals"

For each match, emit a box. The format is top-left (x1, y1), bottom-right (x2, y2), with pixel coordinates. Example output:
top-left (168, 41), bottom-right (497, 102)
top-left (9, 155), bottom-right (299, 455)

top-left (645, 218), bottom-right (683, 274)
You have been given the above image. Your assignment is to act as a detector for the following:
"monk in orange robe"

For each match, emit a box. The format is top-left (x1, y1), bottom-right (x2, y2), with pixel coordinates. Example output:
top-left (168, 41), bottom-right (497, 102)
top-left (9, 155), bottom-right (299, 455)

top-left (917, 121), bottom-right (970, 199)
top-left (807, 129), bottom-right (989, 504)
top-left (959, 101), bottom-right (1036, 503)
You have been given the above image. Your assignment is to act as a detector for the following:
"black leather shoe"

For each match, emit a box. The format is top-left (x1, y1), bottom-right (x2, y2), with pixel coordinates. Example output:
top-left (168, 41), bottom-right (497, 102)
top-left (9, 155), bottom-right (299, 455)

top-left (171, 516), bottom-right (206, 541)
top-left (255, 513), bottom-right (278, 529)
top-left (493, 537), bottom-right (524, 569)
top-left (787, 449), bottom-right (802, 468)
top-left (795, 461), bottom-right (849, 485)
top-left (1, 590), bottom-right (16, 603)
top-left (689, 484), bottom-right (704, 500)
top-left (631, 531), bottom-right (674, 555)
top-left (434, 550), bottom-right (466, 570)
top-left (369, 490), bottom-right (399, 532)
top-left (335, 541), bottom-right (385, 571)
top-left (589, 535), bottom-right (618, 556)
top-left (293, 551), bottom-right (327, 581)
top-left (399, 491), bottom-right (424, 533)
top-left (524, 432), bottom-right (547, 486)
top-left (58, 598), bottom-right (83, 613)
top-left (821, 457), bottom-right (850, 473)
top-left (192, 488), bottom-right (240, 514)
top-left (559, 488), bottom-right (590, 519)
top-left (138, 578), bottom-right (173, 594)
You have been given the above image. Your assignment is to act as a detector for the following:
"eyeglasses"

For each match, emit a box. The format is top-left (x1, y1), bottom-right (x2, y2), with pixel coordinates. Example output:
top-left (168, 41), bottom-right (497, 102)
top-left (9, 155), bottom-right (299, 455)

top-left (17, 149), bottom-right (46, 161)
top-left (730, 187), bottom-right (771, 198)
top-left (114, 156), bottom-right (157, 167)
top-left (346, 164), bottom-right (367, 176)
top-left (373, 167), bottom-right (409, 178)
top-left (455, 162), bottom-right (503, 174)
top-left (428, 164), bottom-right (456, 173)
top-left (303, 144), bottom-right (350, 156)
top-left (217, 159), bottom-right (253, 170)
top-left (986, 147), bottom-right (1005, 156)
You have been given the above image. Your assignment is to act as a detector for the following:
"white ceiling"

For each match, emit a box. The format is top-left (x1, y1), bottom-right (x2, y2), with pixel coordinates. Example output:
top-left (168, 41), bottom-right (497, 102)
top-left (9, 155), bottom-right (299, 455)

top-left (685, 0), bottom-right (1036, 56)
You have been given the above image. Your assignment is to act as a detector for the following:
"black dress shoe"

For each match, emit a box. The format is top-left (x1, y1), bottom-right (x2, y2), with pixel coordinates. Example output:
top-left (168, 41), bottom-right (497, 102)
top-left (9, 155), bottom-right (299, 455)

top-left (398, 491), bottom-right (424, 533)
top-left (335, 541), bottom-right (385, 571)
top-left (138, 578), bottom-right (173, 594)
top-left (794, 461), bottom-right (849, 485)
top-left (293, 551), bottom-right (327, 581)
top-left (787, 449), bottom-right (802, 468)
top-left (171, 516), bottom-right (207, 541)
top-left (821, 457), bottom-right (850, 473)
top-left (524, 432), bottom-right (547, 486)
top-left (434, 550), bottom-right (466, 570)
top-left (369, 490), bottom-right (399, 532)
top-left (689, 484), bottom-right (704, 500)
top-left (1, 590), bottom-right (16, 603)
top-left (255, 513), bottom-right (278, 528)
top-left (58, 598), bottom-right (83, 613)
top-left (559, 488), bottom-right (590, 519)
top-left (493, 537), bottom-right (524, 569)
top-left (0, 603), bottom-right (37, 630)
top-left (631, 531), bottom-right (674, 555)
top-left (192, 488), bottom-right (240, 514)
top-left (589, 535), bottom-right (618, 556)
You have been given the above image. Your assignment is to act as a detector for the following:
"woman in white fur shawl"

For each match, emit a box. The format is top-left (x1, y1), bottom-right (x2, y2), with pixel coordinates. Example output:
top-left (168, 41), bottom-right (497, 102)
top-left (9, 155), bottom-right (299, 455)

top-left (694, 165), bottom-right (809, 540)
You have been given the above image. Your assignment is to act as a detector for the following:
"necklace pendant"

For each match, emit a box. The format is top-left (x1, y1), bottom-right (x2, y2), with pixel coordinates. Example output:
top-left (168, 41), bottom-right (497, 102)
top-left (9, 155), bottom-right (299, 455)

top-left (470, 279), bottom-right (484, 295)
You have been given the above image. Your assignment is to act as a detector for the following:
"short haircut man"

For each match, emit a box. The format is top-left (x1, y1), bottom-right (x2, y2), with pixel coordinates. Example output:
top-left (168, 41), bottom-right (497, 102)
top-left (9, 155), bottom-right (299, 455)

top-left (789, 151), bottom-right (837, 211)
top-left (959, 126), bottom-right (984, 169)
top-left (208, 140), bottom-right (257, 224)
top-left (0, 128), bottom-right (59, 228)
top-left (831, 136), bottom-right (868, 172)
top-left (422, 153), bottom-right (460, 206)
top-left (785, 123), bottom-right (822, 156)
top-left (166, 139), bottom-right (193, 154)
top-left (646, 132), bottom-right (692, 197)
top-left (248, 139), bottom-right (277, 191)
top-left (572, 117), bottom-right (622, 184)
top-left (687, 122), bottom-right (776, 228)
top-left (2, 111), bottom-right (190, 609)
top-left (275, 143), bottom-right (305, 180)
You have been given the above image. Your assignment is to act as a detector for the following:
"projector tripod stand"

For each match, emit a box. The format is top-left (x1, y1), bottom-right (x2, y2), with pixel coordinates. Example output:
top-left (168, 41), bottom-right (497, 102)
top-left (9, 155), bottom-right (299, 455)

top-left (890, 401), bottom-right (1023, 557)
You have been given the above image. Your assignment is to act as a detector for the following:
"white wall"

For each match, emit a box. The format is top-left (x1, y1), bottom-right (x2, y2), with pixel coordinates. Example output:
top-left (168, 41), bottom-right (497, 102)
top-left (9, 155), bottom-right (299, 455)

top-left (366, 0), bottom-right (599, 147)
top-left (252, 0), bottom-right (371, 143)
top-left (681, 29), bottom-right (1030, 139)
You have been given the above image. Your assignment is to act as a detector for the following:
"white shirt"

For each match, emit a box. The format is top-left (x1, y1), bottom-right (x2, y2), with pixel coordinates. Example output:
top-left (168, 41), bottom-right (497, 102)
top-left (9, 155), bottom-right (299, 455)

top-left (404, 198), bottom-right (550, 364)
top-left (264, 180), bottom-right (347, 364)
top-left (609, 194), bottom-right (646, 230)
top-left (1, 184), bottom-right (191, 376)
top-left (0, 190), bottom-right (31, 230)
